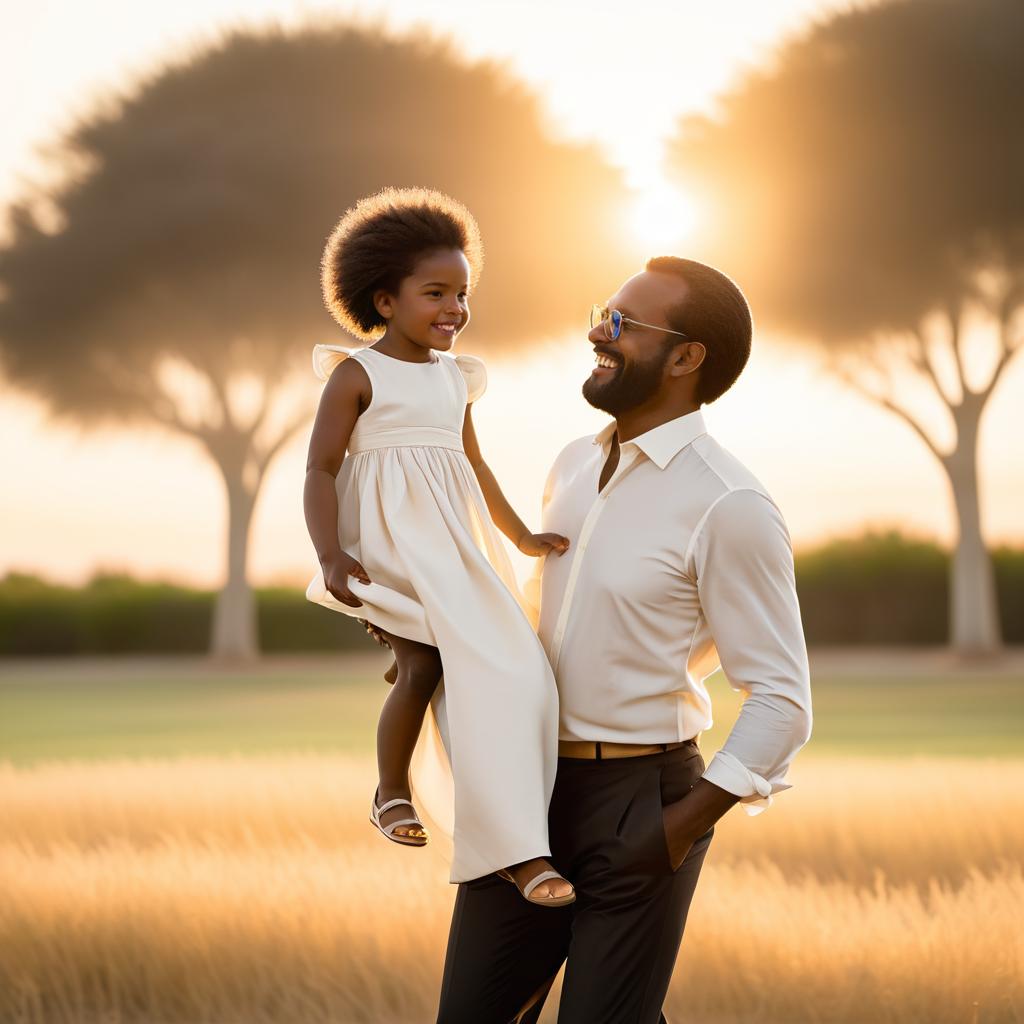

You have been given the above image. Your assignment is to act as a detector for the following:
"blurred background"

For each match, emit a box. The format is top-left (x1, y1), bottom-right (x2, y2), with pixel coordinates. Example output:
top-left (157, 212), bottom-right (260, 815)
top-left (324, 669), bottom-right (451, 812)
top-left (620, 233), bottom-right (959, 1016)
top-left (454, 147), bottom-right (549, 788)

top-left (1, 2), bottom-right (1022, 1023)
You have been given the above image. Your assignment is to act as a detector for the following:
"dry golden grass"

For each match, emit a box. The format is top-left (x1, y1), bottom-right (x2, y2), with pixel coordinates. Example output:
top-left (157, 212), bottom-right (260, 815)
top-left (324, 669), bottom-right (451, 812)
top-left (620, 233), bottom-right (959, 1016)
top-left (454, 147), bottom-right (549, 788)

top-left (1, 754), bottom-right (1022, 1023)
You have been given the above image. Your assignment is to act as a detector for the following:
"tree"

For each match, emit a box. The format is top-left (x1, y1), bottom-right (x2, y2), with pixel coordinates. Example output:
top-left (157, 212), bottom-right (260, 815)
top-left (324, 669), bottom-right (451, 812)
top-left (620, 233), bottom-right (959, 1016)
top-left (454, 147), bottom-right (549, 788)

top-left (668, 0), bottom-right (1023, 655)
top-left (0, 25), bottom-right (628, 659)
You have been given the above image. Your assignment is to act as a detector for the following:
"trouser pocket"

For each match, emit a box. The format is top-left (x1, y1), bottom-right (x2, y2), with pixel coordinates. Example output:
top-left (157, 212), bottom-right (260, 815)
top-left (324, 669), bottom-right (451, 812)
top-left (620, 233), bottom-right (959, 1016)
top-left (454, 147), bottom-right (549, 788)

top-left (611, 749), bottom-right (702, 876)
top-left (653, 748), bottom-right (710, 873)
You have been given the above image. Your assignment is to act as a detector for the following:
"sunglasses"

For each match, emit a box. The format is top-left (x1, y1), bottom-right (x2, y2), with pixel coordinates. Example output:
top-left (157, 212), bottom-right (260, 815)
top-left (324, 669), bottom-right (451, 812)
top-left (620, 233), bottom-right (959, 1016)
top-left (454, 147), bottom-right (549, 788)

top-left (591, 305), bottom-right (690, 342)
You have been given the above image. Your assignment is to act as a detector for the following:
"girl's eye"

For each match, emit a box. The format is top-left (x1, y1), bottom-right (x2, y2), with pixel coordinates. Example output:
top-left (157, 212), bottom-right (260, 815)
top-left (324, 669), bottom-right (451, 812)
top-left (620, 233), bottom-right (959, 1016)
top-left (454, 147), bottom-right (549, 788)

top-left (459, 293), bottom-right (468, 301)
top-left (427, 291), bottom-right (442, 298)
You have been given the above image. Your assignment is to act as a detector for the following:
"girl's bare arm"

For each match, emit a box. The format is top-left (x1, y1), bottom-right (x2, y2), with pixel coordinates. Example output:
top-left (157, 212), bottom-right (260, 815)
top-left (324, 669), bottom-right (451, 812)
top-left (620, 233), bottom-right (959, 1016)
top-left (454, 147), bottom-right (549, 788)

top-left (461, 404), bottom-right (569, 557)
top-left (303, 360), bottom-right (373, 606)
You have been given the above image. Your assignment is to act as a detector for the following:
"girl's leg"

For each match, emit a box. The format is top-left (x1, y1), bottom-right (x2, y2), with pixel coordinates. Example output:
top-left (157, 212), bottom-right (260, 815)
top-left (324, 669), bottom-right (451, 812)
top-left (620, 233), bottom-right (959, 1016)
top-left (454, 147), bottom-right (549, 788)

top-left (373, 626), bottom-right (571, 898)
top-left (375, 627), bottom-right (443, 838)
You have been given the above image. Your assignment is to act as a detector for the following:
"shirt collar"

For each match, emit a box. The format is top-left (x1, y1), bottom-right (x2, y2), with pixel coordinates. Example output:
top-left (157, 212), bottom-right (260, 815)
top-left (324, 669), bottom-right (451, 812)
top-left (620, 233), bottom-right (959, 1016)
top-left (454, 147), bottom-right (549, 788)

top-left (592, 409), bottom-right (707, 470)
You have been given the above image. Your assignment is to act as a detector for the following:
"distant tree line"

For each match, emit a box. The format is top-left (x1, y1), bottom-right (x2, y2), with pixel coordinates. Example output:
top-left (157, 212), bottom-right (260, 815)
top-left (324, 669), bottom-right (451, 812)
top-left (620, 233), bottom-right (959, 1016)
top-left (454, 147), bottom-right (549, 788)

top-left (1, 533), bottom-right (1021, 656)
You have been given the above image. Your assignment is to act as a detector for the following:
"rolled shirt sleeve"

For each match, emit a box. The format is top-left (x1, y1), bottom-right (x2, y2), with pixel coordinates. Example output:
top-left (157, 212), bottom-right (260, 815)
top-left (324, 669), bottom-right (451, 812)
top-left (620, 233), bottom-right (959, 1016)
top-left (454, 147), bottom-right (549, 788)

top-left (692, 488), bottom-right (813, 814)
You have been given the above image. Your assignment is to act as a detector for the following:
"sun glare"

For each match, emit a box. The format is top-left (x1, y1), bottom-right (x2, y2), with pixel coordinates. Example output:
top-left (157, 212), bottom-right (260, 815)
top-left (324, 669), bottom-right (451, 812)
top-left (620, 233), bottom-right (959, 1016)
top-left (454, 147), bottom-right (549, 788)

top-left (626, 183), bottom-right (702, 254)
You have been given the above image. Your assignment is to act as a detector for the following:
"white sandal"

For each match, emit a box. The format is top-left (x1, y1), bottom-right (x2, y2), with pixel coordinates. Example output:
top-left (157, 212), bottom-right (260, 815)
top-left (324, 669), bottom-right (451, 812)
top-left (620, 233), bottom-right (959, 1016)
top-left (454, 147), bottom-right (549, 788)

top-left (498, 867), bottom-right (576, 907)
top-left (369, 790), bottom-right (429, 847)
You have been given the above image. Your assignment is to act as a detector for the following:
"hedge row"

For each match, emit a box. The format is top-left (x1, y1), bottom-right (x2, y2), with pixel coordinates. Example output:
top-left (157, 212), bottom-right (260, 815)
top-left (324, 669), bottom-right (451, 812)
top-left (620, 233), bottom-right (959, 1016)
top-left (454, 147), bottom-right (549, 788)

top-left (796, 532), bottom-right (1023, 644)
top-left (0, 575), bottom-right (368, 656)
top-left (0, 533), bottom-right (1020, 654)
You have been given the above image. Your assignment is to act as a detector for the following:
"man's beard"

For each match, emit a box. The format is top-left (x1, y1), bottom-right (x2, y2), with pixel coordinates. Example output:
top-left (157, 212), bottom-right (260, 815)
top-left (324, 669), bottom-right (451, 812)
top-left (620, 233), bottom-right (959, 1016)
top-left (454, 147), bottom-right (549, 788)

top-left (582, 349), bottom-right (669, 415)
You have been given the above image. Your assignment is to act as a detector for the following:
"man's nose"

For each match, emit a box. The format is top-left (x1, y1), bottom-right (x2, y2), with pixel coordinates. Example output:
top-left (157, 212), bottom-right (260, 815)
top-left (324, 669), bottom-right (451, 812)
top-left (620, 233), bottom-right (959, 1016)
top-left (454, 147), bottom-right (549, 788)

top-left (588, 323), bottom-right (607, 344)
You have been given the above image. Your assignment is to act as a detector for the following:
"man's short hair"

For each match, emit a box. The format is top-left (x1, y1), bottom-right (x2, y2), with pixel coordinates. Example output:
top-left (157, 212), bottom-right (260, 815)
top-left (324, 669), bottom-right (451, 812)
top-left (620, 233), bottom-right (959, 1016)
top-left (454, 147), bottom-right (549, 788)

top-left (322, 187), bottom-right (484, 339)
top-left (646, 256), bottom-right (752, 405)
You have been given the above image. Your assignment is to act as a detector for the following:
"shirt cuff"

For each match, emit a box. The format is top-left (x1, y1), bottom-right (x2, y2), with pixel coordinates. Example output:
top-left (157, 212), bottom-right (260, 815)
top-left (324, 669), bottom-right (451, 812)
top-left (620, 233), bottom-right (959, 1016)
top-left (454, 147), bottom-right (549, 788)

top-left (701, 750), bottom-right (792, 816)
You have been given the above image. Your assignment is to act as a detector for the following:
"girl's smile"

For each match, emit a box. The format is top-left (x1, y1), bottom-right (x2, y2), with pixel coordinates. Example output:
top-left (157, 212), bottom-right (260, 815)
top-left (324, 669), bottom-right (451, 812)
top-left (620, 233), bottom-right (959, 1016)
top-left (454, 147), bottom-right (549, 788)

top-left (374, 248), bottom-right (471, 357)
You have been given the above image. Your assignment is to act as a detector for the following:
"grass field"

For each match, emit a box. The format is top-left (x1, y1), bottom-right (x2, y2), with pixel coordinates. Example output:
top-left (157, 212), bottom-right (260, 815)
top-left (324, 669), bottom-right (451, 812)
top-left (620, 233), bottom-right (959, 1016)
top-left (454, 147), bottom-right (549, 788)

top-left (1, 652), bottom-right (1022, 1023)
top-left (3, 650), bottom-right (1023, 763)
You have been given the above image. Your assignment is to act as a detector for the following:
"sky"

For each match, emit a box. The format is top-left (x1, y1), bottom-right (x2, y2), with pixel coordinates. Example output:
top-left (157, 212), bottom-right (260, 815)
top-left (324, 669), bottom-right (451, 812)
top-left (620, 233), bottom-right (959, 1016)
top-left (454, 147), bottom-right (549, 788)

top-left (1, 0), bottom-right (1022, 589)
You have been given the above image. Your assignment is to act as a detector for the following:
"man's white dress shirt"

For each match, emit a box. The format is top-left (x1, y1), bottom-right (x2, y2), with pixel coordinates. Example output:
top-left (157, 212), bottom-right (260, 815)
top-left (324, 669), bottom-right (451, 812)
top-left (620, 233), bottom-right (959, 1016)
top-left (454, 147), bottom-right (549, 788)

top-left (526, 409), bottom-right (813, 814)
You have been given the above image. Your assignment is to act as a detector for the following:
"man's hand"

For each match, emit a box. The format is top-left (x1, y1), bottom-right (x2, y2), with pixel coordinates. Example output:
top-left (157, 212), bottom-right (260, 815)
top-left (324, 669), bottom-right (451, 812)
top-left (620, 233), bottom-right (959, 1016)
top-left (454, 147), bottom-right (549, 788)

top-left (518, 532), bottom-right (571, 557)
top-left (661, 795), bottom-right (704, 870)
top-left (662, 778), bottom-right (740, 871)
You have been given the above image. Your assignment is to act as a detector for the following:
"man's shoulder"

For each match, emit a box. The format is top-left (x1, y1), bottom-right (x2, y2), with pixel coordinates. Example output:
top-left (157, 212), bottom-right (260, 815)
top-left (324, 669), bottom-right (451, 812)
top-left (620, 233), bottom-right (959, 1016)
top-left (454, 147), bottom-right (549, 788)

top-left (547, 433), bottom-right (599, 477)
top-left (689, 433), bottom-right (772, 503)
top-left (685, 436), bottom-right (791, 552)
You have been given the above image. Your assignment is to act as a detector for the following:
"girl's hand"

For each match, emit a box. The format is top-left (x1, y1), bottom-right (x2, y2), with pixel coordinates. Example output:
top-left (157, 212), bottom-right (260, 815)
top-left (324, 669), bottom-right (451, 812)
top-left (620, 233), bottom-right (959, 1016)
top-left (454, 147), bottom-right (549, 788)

top-left (322, 553), bottom-right (372, 607)
top-left (517, 532), bottom-right (571, 557)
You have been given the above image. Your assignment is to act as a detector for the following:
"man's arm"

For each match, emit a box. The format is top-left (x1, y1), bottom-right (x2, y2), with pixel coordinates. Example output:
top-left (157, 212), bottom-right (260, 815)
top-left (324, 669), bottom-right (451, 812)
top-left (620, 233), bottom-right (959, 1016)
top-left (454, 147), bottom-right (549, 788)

top-left (663, 487), bottom-right (813, 868)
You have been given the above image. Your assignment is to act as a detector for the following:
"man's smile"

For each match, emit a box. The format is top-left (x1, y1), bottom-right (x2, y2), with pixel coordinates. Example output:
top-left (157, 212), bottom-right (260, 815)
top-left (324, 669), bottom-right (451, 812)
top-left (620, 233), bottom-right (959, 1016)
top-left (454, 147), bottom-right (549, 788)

top-left (591, 346), bottom-right (622, 377)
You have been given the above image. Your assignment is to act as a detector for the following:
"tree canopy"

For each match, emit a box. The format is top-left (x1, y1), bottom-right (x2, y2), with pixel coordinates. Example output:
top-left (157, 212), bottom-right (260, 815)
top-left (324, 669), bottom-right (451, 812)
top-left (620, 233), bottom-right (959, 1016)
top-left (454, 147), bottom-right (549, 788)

top-left (0, 24), bottom-right (630, 429)
top-left (669, 0), bottom-right (1024, 344)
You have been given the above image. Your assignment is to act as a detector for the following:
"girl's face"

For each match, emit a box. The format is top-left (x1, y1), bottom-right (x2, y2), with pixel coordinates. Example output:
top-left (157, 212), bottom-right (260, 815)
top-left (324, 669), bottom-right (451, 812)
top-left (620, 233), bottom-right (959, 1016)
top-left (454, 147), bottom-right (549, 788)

top-left (375, 248), bottom-right (471, 353)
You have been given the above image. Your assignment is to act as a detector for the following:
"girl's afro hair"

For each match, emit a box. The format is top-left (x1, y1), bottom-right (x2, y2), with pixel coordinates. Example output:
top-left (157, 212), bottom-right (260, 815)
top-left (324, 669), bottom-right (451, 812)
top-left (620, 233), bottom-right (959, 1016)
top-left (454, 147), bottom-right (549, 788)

top-left (321, 186), bottom-right (484, 339)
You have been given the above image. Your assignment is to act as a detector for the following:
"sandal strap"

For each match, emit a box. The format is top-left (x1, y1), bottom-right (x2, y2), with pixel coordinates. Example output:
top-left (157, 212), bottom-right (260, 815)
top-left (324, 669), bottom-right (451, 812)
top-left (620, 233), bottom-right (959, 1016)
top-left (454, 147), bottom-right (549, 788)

top-left (370, 793), bottom-right (425, 837)
top-left (522, 870), bottom-right (569, 900)
top-left (375, 796), bottom-right (415, 815)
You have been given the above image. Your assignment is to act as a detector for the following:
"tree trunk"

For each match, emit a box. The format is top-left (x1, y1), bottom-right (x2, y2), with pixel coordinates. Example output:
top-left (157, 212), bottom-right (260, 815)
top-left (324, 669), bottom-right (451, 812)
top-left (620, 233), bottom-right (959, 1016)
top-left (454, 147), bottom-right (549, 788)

top-left (943, 399), bottom-right (1002, 657)
top-left (210, 466), bottom-right (259, 661)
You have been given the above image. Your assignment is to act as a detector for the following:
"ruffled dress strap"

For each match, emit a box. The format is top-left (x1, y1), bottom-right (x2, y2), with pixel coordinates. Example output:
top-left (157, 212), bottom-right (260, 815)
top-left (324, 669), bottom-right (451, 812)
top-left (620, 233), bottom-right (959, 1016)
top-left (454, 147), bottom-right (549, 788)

top-left (454, 353), bottom-right (488, 402)
top-left (312, 343), bottom-right (361, 381)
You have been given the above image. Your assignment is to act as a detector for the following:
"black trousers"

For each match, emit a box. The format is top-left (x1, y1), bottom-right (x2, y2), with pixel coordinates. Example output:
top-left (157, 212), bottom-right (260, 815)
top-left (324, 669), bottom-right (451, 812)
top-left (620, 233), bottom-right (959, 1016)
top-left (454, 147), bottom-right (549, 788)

top-left (436, 742), bottom-right (714, 1024)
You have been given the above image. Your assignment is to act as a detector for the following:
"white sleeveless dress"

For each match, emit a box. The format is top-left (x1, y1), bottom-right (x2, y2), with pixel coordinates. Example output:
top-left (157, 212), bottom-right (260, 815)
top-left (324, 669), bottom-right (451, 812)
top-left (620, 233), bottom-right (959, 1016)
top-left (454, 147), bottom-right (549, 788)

top-left (305, 343), bottom-right (559, 883)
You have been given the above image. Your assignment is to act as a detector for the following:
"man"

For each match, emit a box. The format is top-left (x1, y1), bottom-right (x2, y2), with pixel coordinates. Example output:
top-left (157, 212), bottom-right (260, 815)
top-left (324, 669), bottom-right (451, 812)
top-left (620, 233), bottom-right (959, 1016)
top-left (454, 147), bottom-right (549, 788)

top-left (435, 257), bottom-right (813, 1024)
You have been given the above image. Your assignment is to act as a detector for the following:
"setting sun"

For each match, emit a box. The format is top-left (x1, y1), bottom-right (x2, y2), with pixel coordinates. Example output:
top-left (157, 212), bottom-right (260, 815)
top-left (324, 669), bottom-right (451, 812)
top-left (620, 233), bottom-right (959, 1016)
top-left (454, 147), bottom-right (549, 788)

top-left (625, 182), bottom-right (702, 254)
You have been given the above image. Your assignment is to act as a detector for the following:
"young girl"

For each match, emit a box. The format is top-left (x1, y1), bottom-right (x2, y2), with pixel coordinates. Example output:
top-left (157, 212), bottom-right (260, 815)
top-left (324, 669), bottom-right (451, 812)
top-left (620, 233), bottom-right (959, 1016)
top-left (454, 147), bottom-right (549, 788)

top-left (303, 187), bottom-right (574, 906)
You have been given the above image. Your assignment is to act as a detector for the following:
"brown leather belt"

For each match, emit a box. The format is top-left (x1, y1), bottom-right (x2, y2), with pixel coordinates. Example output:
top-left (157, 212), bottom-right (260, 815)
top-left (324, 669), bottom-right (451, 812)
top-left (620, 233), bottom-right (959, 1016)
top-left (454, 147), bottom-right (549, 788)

top-left (558, 739), bottom-right (695, 760)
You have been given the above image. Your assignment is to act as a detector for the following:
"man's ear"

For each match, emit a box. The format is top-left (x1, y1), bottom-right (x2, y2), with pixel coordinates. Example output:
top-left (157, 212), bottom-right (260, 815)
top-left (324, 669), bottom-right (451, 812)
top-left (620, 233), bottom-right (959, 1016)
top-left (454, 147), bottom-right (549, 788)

top-left (373, 289), bottom-right (393, 322)
top-left (669, 341), bottom-right (706, 377)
